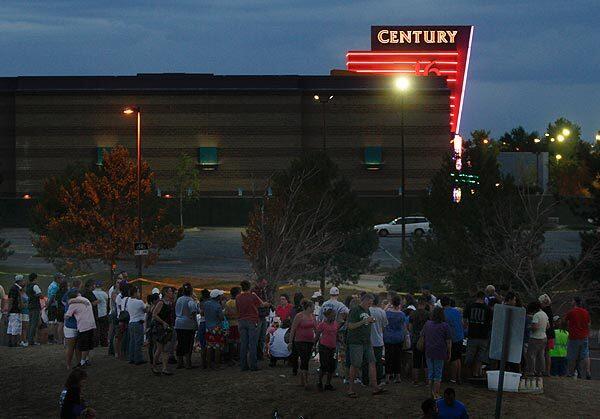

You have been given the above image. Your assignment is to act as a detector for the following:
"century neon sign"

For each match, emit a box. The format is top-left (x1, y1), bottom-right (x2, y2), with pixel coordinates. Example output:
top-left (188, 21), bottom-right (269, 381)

top-left (346, 25), bottom-right (474, 134)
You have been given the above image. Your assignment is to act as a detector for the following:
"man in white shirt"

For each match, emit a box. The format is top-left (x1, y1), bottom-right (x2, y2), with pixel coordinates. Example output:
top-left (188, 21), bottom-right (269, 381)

top-left (318, 287), bottom-right (349, 322)
top-left (366, 295), bottom-right (388, 386)
top-left (125, 286), bottom-right (147, 365)
top-left (526, 301), bottom-right (549, 376)
top-left (93, 282), bottom-right (109, 347)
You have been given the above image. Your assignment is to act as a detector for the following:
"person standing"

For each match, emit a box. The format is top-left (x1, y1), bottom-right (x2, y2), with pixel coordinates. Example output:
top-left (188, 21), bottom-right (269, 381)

top-left (25, 273), bottom-right (42, 346)
top-left (441, 296), bottom-right (464, 384)
top-left (252, 278), bottom-right (271, 361)
top-left (463, 291), bottom-right (492, 378)
top-left (236, 280), bottom-right (267, 371)
top-left (422, 306), bottom-right (452, 400)
top-left (174, 283), bottom-right (198, 369)
top-left (365, 294), bottom-right (388, 386)
top-left (151, 287), bottom-right (175, 375)
top-left (46, 273), bottom-right (63, 344)
top-left (538, 294), bottom-right (555, 376)
top-left (64, 289), bottom-right (96, 368)
top-left (316, 308), bottom-right (339, 391)
top-left (565, 296), bottom-right (592, 379)
top-left (549, 316), bottom-right (568, 377)
top-left (409, 297), bottom-right (430, 385)
top-left (420, 285), bottom-right (437, 307)
top-left (204, 289), bottom-right (225, 368)
top-left (383, 295), bottom-right (407, 384)
top-left (125, 286), bottom-right (147, 365)
top-left (224, 286), bottom-right (241, 363)
top-left (319, 287), bottom-right (350, 322)
top-left (346, 293), bottom-right (386, 398)
top-left (288, 299), bottom-right (317, 389)
top-left (526, 301), bottom-right (549, 376)
top-left (6, 275), bottom-right (24, 347)
top-left (92, 281), bottom-right (109, 347)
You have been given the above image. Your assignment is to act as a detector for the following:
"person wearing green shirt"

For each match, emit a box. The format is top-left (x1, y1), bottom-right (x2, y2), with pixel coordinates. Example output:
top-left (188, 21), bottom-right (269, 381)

top-left (549, 316), bottom-right (569, 377)
top-left (346, 293), bottom-right (386, 398)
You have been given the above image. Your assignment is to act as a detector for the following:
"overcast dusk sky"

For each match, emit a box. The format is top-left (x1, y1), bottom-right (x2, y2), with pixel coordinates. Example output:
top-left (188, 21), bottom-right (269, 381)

top-left (2, 0), bottom-right (599, 140)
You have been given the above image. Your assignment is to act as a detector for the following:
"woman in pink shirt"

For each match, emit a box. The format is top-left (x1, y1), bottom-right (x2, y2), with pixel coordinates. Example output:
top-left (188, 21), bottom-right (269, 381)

top-left (275, 294), bottom-right (293, 322)
top-left (316, 308), bottom-right (339, 391)
top-left (289, 299), bottom-right (316, 389)
top-left (65, 290), bottom-right (97, 368)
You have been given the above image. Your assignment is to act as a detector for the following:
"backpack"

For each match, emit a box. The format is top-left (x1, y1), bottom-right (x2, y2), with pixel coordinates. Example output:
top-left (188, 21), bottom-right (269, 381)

top-left (118, 297), bottom-right (130, 323)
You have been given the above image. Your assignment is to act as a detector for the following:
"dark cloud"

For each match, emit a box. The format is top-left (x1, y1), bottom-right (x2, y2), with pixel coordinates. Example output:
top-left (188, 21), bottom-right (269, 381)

top-left (1, 0), bottom-right (598, 138)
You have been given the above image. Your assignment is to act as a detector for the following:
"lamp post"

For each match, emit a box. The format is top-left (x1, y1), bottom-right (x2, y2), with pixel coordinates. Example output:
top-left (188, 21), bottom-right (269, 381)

top-left (313, 94), bottom-right (334, 152)
top-left (394, 77), bottom-right (410, 260)
top-left (123, 106), bottom-right (143, 279)
top-left (533, 138), bottom-right (541, 191)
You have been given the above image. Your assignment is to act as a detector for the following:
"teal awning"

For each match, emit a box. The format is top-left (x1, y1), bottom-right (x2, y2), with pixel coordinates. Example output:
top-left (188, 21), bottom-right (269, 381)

top-left (198, 147), bottom-right (218, 166)
top-left (364, 146), bottom-right (382, 168)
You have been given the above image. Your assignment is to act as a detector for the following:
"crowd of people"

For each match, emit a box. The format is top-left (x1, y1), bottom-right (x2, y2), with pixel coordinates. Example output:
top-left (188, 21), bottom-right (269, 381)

top-left (0, 273), bottom-right (595, 418)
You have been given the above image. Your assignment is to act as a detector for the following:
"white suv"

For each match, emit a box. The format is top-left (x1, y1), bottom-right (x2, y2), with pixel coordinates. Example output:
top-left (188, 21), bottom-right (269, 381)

top-left (374, 216), bottom-right (430, 237)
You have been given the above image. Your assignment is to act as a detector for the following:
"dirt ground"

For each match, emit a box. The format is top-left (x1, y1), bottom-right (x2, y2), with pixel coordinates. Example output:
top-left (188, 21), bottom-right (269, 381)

top-left (1, 345), bottom-right (599, 418)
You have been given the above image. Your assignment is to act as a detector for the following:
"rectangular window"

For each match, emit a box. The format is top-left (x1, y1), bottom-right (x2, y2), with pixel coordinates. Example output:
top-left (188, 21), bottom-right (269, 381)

top-left (198, 147), bottom-right (218, 169)
top-left (96, 147), bottom-right (111, 166)
top-left (364, 146), bottom-right (382, 170)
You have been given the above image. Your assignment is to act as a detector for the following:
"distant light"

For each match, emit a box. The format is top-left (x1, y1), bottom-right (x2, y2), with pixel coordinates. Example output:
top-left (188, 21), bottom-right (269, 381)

top-left (495, 183), bottom-right (501, 187)
top-left (123, 108), bottom-right (135, 115)
top-left (544, 133), bottom-right (550, 137)
top-left (23, 194), bottom-right (32, 199)
top-left (550, 138), bottom-right (555, 142)
top-left (453, 134), bottom-right (463, 155)
top-left (555, 154), bottom-right (562, 161)
top-left (452, 187), bottom-right (461, 203)
top-left (164, 194), bottom-right (172, 199)
top-left (515, 147), bottom-right (520, 151)
top-left (562, 128), bottom-right (570, 136)
top-left (483, 139), bottom-right (489, 144)
top-left (394, 77), bottom-right (410, 92)
top-left (313, 95), bottom-right (319, 101)
top-left (533, 138), bottom-right (541, 143)
top-left (329, 95), bottom-right (334, 100)
top-left (557, 134), bottom-right (565, 142)
top-left (596, 132), bottom-right (600, 141)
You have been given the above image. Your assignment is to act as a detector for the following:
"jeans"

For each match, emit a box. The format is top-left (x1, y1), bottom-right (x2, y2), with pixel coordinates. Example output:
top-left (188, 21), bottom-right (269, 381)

top-left (239, 319), bottom-right (259, 370)
top-left (567, 338), bottom-right (589, 376)
top-left (257, 318), bottom-right (267, 360)
top-left (128, 322), bottom-right (145, 364)
top-left (426, 358), bottom-right (444, 381)
top-left (28, 309), bottom-right (40, 344)
top-left (526, 338), bottom-right (546, 375)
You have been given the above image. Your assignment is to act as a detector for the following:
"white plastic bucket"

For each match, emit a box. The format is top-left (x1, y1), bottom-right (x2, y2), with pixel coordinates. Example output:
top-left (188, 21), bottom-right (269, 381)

top-left (486, 370), bottom-right (521, 392)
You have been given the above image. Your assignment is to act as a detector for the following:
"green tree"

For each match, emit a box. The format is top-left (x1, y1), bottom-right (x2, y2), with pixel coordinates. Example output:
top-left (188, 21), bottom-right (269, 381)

top-left (172, 153), bottom-right (201, 228)
top-left (242, 152), bottom-right (378, 299)
top-left (31, 146), bottom-right (183, 274)
top-left (498, 126), bottom-right (539, 152)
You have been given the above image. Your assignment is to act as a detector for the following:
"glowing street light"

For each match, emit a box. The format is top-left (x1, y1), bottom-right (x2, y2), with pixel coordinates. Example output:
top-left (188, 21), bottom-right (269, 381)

top-left (556, 154), bottom-right (562, 161)
top-left (557, 134), bottom-right (565, 142)
top-left (533, 138), bottom-right (541, 143)
top-left (313, 94), bottom-right (334, 151)
top-left (562, 128), bottom-right (570, 136)
top-left (595, 131), bottom-right (600, 141)
top-left (393, 76), bottom-right (410, 259)
top-left (544, 133), bottom-right (550, 137)
top-left (550, 137), bottom-right (555, 142)
top-left (483, 138), bottom-right (489, 144)
top-left (123, 106), bottom-right (143, 279)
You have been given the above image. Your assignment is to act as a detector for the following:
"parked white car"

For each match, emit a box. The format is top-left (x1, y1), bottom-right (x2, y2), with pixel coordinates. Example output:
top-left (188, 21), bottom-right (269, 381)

top-left (374, 216), bottom-right (431, 237)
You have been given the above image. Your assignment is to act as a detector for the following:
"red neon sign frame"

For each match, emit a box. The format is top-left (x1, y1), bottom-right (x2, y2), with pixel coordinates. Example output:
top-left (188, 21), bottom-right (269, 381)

top-left (346, 26), bottom-right (474, 134)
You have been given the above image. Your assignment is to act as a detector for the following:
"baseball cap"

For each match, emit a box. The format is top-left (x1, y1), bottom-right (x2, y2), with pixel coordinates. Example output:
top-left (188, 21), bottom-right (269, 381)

top-left (14, 274), bottom-right (24, 282)
top-left (210, 289), bottom-right (224, 299)
top-left (329, 286), bottom-right (340, 295)
top-left (312, 291), bottom-right (322, 299)
top-left (151, 287), bottom-right (160, 295)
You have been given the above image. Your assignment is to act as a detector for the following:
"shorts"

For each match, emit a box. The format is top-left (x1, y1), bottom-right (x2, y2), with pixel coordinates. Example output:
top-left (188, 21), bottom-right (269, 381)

top-left (465, 338), bottom-right (489, 365)
top-left (348, 343), bottom-right (375, 369)
top-left (7, 313), bottom-right (22, 336)
top-left (319, 344), bottom-right (336, 373)
top-left (77, 329), bottom-right (95, 352)
top-left (47, 306), bottom-right (58, 323)
top-left (20, 313), bottom-right (29, 322)
top-left (412, 346), bottom-right (426, 369)
top-left (451, 341), bottom-right (463, 362)
top-left (205, 327), bottom-right (225, 349)
top-left (427, 358), bottom-right (444, 381)
top-left (64, 326), bottom-right (78, 339)
top-left (567, 338), bottom-right (590, 362)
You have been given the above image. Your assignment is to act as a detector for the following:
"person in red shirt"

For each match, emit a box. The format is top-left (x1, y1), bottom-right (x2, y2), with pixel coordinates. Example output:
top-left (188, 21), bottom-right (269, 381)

top-left (565, 297), bottom-right (592, 379)
top-left (275, 294), bottom-right (293, 322)
top-left (235, 280), bottom-right (268, 371)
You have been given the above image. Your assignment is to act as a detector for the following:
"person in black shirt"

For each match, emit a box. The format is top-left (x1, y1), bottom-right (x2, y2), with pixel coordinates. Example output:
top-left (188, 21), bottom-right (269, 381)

top-left (463, 291), bottom-right (492, 378)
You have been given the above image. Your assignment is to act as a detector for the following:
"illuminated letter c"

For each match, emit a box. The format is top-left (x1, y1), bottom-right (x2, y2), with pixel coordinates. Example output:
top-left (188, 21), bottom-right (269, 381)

top-left (377, 30), bottom-right (390, 44)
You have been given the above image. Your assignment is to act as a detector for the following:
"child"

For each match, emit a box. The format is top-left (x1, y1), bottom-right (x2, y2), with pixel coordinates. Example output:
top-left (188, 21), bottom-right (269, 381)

top-left (269, 318), bottom-right (291, 366)
top-left (549, 316), bottom-right (568, 377)
top-left (316, 308), bottom-right (339, 391)
top-left (60, 368), bottom-right (93, 419)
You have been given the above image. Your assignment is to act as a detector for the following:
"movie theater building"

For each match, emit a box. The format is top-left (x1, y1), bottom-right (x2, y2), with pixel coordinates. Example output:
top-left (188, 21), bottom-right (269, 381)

top-left (0, 25), bottom-right (472, 223)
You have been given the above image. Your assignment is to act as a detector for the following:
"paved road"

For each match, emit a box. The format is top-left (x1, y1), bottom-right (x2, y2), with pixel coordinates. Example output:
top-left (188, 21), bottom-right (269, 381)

top-left (0, 227), bottom-right (583, 277)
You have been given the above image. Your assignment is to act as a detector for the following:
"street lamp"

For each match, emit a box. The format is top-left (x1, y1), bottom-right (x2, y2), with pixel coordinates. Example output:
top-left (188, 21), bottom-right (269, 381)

top-left (313, 94), bottom-right (334, 152)
top-left (562, 128), bottom-right (570, 136)
top-left (123, 106), bottom-right (143, 279)
top-left (394, 76), bottom-right (410, 260)
top-left (557, 134), bottom-right (565, 142)
top-left (556, 154), bottom-right (562, 161)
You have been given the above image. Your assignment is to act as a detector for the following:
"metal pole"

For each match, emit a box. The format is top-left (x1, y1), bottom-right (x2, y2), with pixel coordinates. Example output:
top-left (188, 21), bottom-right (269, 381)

top-left (495, 309), bottom-right (512, 419)
top-left (137, 110), bottom-right (142, 279)
top-left (401, 93), bottom-right (406, 260)
top-left (322, 101), bottom-right (327, 152)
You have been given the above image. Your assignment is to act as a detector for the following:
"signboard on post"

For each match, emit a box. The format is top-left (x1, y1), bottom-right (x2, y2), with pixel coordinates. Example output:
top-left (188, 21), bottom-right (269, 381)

top-left (489, 304), bottom-right (526, 363)
top-left (134, 242), bottom-right (149, 256)
top-left (489, 304), bottom-right (526, 419)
